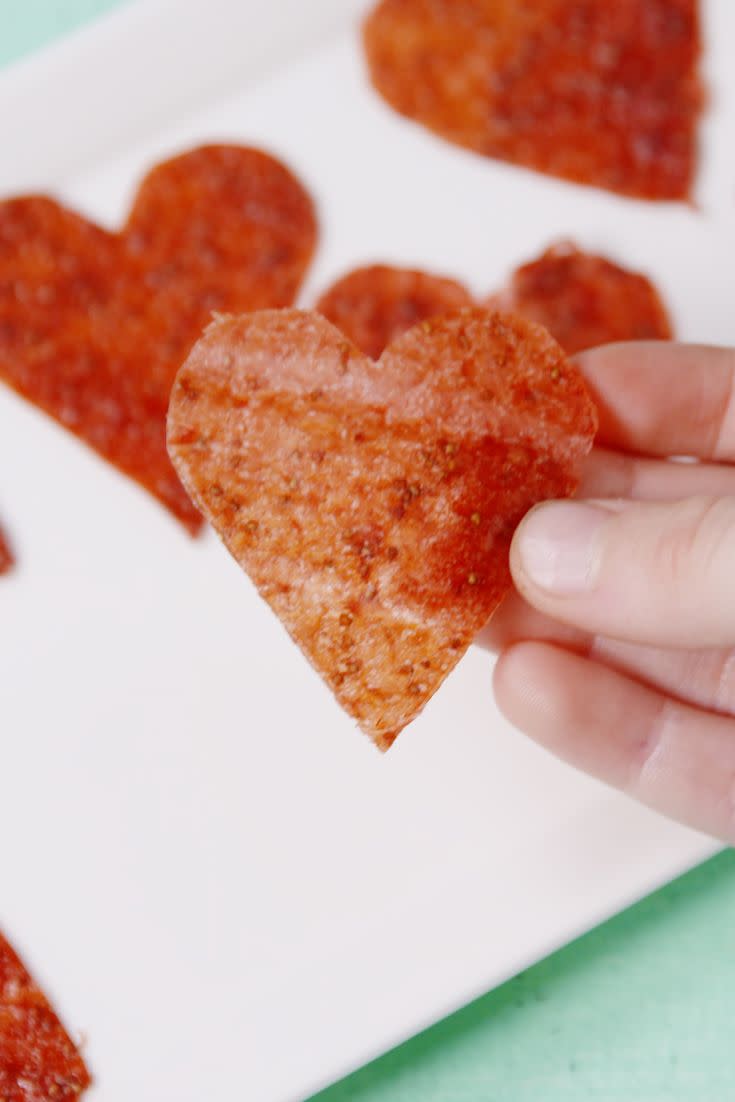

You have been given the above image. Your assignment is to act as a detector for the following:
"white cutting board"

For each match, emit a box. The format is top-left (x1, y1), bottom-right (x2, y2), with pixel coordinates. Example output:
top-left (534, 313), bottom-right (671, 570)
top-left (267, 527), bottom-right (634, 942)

top-left (0, 2), bottom-right (729, 1099)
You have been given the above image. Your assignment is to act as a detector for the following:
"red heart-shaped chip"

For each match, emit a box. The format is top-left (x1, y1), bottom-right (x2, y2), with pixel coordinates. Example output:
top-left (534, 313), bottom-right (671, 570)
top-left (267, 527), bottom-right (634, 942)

top-left (487, 242), bottom-right (673, 355)
top-left (0, 932), bottom-right (90, 1102)
top-left (364, 0), bottom-right (703, 200)
top-left (0, 146), bottom-right (317, 532)
top-left (168, 308), bottom-right (597, 748)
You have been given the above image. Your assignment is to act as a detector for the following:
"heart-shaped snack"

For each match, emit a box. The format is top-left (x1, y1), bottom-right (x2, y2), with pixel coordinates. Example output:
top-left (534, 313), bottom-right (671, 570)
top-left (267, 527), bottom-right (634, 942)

top-left (0, 523), bottom-right (12, 574)
top-left (487, 242), bottom-right (673, 355)
top-left (0, 932), bottom-right (90, 1102)
top-left (316, 264), bottom-right (473, 360)
top-left (363, 0), bottom-right (703, 200)
top-left (315, 244), bottom-right (672, 360)
top-left (168, 308), bottom-right (597, 748)
top-left (0, 145), bottom-right (317, 533)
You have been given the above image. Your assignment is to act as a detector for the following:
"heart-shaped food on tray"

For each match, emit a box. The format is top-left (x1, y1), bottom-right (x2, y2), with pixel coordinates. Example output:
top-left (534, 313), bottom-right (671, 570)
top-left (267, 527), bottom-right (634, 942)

top-left (486, 243), bottom-right (673, 355)
top-left (0, 931), bottom-right (90, 1101)
top-left (364, 0), bottom-right (704, 200)
top-left (316, 244), bottom-right (672, 359)
top-left (168, 308), bottom-right (597, 748)
top-left (0, 145), bottom-right (317, 532)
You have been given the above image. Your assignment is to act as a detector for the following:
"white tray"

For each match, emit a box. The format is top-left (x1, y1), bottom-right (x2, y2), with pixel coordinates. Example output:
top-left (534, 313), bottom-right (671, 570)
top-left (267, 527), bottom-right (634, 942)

top-left (0, 2), bottom-right (729, 1100)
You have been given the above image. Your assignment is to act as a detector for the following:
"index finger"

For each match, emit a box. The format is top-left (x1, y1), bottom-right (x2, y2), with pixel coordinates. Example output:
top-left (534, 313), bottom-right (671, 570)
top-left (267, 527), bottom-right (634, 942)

top-left (577, 342), bottom-right (735, 461)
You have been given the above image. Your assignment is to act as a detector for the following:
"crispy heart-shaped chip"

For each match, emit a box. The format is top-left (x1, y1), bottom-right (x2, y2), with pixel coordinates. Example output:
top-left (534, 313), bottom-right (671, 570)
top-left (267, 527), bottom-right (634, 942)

top-left (168, 308), bottom-right (597, 747)
top-left (0, 523), bottom-right (12, 574)
top-left (364, 0), bottom-right (703, 200)
top-left (0, 932), bottom-right (90, 1101)
top-left (487, 242), bottom-right (673, 355)
top-left (0, 146), bottom-right (317, 533)
top-left (316, 264), bottom-right (473, 360)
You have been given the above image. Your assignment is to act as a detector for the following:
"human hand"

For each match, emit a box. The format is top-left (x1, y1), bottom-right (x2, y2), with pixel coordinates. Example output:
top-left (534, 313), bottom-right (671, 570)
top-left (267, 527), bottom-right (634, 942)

top-left (482, 341), bottom-right (735, 843)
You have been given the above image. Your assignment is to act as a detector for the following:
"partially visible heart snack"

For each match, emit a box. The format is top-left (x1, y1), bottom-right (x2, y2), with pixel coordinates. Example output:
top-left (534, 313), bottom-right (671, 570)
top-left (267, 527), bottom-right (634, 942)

top-left (363, 0), bottom-right (703, 200)
top-left (168, 308), bottom-right (597, 747)
top-left (0, 146), bottom-right (317, 533)
top-left (317, 244), bottom-right (673, 361)
top-left (0, 523), bottom-right (12, 574)
top-left (316, 264), bottom-right (473, 359)
top-left (488, 242), bottom-right (673, 355)
top-left (0, 931), bottom-right (90, 1101)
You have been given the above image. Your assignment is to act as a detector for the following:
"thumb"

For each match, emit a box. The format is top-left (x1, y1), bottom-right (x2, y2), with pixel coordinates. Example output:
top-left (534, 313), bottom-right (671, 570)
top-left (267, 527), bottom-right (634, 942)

top-left (510, 495), bottom-right (735, 648)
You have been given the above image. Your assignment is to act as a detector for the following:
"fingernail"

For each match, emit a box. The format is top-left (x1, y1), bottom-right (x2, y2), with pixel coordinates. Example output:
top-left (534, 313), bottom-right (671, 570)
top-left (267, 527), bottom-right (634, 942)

top-left (516, 502), bottom-right (608, 594)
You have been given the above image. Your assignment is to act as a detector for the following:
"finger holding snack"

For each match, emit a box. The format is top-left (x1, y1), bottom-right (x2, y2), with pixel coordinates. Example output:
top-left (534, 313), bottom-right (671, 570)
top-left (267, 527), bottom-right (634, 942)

top-left (486, 341), bottom-right (735, 843)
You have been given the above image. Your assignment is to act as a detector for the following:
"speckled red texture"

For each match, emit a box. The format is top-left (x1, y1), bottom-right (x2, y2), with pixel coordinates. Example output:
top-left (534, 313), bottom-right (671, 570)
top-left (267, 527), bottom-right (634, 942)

top-left (316, 264), bottom-right (473, 359)
top-left (0, 933), bottom-right (90, 1102)
top-left (0, 146), bottom-right (317, 533)
top-left (0, 529), bottom-right (12, 574)
top-left (316, 246), bottom-right (673, 361)
top-left (364, 0), bottom-right (703, 200)
top-left (488, 242), bottom-right (673, 354)
top-left (168, 308), bottom-right (597, 748)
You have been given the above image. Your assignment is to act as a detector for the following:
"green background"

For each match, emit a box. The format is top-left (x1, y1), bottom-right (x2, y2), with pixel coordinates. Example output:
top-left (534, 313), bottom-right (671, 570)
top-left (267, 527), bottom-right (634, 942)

top-left (3, 3), bottom-right (734, 1098)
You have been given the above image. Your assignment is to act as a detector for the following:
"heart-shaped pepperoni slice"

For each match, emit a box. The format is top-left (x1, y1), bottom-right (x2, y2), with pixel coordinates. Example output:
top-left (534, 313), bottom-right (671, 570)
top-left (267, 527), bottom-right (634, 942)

top-left (364, 0), bottom-right (703, 200)
top-left (487, 242), bottom-right (673, 355)
top-left (0, 932), bottom-right (90, 1101)
top-left (168, 308), bottom-right (597, 748)
top-left (0, 146), bottom-right (317, 533)
top-left (316, 264), bottom-right (473, 360)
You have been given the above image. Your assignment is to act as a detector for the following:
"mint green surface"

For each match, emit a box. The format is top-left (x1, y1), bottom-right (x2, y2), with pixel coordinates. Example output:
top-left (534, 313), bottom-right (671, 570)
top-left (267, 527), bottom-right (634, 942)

top-left (3, 5), bottom-right (734, 1100)
top-left (1, 0), bottom-right (126, 66)
top-left (313, 852), bottom-right (735, 1101)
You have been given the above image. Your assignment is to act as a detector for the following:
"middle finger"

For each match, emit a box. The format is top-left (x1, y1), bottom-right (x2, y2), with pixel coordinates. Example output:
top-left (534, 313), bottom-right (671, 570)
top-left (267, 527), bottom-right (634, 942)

top-left (479, 591), bottom-right (735, 719)
top-left (578, 447), bottom-right (735, 501)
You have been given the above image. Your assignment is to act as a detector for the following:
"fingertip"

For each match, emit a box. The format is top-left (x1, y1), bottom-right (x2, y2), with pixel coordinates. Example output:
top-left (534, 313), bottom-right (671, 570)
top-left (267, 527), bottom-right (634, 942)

top-left (491, 640), bottom-right (522, 698)
top-left (508, 503), bottom-right (545, 596)
top-left (510, 500), bottom-right (609, 601)
top-left (492, 641), bottom-right (554, 729)
top-left (492, 642), bottom-right (525, 729)
top-left (492, 642), bottom-right (623, 777)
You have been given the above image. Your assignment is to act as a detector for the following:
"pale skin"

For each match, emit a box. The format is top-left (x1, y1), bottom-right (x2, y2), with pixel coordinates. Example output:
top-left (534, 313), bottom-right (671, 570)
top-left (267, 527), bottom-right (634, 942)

top-left (481, 341), bottom-right (735, 845)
